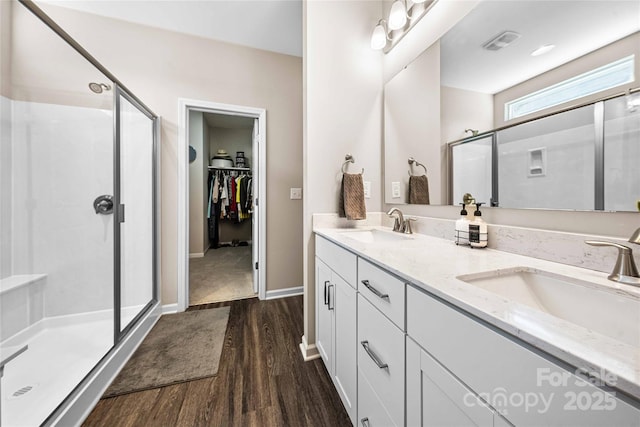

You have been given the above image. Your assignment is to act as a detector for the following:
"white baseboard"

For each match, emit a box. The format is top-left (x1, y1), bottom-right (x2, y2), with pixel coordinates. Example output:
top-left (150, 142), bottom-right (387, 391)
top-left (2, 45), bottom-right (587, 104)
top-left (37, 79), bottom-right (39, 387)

top-left (162, 303), bottom-right (179, 314)
top-left (264, 286), bottom-right (303, 300)
top-left (299, 335), bottom-right (320, 361)
top-left (189, 253), bottom-right (205, 258)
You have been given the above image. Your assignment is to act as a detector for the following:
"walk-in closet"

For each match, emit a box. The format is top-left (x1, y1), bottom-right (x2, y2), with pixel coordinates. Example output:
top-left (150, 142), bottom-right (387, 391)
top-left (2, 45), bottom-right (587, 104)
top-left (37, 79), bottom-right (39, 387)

top-left (188, 111), bottom-right (257, 305)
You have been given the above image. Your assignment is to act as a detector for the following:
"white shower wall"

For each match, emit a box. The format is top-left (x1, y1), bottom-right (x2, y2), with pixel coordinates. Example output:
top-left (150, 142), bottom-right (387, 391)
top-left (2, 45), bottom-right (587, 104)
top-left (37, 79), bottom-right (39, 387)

top-left (1, 96), bottom-right (12, 280)
top-left (10, 97), bottom-right (114, 318)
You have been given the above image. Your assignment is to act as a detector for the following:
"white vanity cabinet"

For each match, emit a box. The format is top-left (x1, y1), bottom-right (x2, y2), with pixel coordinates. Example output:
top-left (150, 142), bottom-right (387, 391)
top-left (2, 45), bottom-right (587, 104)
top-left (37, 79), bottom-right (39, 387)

top-left (406, 285), bottom-right (640, 426)
top-left (315, 236), bottom-right (358, 424)
top-left (315, 231), bottom-right (640, 427)
top-left (406, 337), bottom-right (508, 427)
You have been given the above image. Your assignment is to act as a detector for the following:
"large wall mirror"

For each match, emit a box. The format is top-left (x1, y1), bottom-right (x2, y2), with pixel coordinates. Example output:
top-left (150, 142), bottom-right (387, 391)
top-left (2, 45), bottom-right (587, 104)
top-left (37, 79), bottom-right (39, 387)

top-left (384, 0), bottom-right (640, 211)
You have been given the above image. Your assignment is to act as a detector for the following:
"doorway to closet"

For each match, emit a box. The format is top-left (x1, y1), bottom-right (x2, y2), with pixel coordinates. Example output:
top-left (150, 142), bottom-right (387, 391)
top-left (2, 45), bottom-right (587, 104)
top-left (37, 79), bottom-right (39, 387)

top-left (178, 99), bottom-right (266, 311)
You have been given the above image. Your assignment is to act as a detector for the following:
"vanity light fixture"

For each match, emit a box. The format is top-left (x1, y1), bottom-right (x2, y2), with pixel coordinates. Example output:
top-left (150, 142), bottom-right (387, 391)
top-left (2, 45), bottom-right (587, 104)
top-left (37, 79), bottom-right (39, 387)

top-left (388, 0), bottom-right (408, 30)
top-left (371, 20), bottom-right (390, 50)
top-left (371, 0), bottom-right (438, 52)
top-left (531, 44), bottom-right (555, 57)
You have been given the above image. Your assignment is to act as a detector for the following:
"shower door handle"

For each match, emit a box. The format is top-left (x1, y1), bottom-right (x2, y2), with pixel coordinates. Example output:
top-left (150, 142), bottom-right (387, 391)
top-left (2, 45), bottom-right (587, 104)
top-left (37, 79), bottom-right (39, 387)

top-left (93, 195), bottom-right (114, 215)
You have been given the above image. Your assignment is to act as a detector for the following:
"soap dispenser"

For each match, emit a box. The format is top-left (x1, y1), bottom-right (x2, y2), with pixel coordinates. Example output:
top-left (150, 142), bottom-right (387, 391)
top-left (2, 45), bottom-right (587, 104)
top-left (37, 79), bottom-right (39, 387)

top-left (455, 203), bottom-right (470, 245)
top-left (469, 203), bottom-right (488, 248)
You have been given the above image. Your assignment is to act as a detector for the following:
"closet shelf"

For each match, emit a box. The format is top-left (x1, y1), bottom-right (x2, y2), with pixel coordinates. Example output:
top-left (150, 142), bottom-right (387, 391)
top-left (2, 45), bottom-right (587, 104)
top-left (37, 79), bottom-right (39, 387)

top-left (208, 166), bottom-right (251, 172)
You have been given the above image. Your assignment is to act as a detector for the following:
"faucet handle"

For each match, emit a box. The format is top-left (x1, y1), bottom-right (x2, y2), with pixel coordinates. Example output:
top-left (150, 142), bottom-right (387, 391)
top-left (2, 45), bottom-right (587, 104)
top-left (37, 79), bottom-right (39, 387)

top-left (585, 240), bottom-right (640, 284)
top-left (404, 217), bottom-right (417, 234)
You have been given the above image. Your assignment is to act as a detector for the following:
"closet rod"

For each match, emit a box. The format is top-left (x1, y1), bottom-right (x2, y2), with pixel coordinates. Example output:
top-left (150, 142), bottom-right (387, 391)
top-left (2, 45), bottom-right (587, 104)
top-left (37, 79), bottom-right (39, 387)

top-left (208, 166), bottom-right (251, 172)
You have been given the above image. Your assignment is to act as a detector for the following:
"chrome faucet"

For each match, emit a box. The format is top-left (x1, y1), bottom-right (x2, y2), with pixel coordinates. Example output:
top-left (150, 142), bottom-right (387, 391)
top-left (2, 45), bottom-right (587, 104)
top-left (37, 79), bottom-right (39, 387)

top-left (386, 208), bottom-right (416, 234)
top-left (585, 229), bottom-right (640, 287)
top-left (387, 208), bottom-right (405, 233)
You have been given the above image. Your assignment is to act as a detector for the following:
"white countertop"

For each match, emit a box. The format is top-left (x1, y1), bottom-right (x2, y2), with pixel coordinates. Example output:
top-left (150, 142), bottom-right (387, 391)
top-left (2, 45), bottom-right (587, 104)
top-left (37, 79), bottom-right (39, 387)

top-left (314, 226), bottom-right (640, 400)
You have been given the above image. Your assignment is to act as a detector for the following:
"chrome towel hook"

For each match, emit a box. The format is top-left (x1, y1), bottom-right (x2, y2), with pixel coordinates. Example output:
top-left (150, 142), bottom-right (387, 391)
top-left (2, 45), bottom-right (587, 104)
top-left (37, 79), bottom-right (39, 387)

top-left (408, 157), bottom-right (427, 176)
top-left (342, 154), bottom-right (364, 174)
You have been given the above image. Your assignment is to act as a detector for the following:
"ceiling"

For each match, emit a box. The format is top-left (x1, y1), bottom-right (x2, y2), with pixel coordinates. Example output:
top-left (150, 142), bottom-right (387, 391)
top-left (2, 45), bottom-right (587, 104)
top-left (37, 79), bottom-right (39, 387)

top-left (440, 0), bottom-right (640, 94)
top-left (37, 0), bottom-right (303, 57)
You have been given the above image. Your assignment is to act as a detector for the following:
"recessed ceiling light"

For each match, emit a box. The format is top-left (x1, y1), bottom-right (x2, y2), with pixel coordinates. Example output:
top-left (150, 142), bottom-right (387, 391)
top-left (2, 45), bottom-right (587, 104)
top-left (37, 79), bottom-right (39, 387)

top-left (531, 44), bottom-right (555, 57)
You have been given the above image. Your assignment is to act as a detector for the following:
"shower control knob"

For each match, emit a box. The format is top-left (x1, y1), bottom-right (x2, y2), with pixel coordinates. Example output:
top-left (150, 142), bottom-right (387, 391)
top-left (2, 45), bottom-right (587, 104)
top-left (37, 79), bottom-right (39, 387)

top-left (93, 195), bottom-right (114, 215)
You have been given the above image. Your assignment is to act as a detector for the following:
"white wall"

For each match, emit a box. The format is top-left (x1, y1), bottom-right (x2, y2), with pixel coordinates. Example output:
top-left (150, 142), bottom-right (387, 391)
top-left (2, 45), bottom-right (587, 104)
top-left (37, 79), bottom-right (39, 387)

top-left (38, 4), bottom-right (304, 303)
top-left (302, 0), bottom-right (383, 352)
top-left (0, 96), bottom-right (12, 280)
top-left (441, 86), bottom-right (494, 144)
top-left (188, 111), bottom-right (206, 255)
top-left (498, 106), bottom-right (595, 210)
top-left (210, 127), bottom-right (253, 170)
top-left (11, 99), bottom-right (114, 317)
top-left (384, 41), bottom-right (441, 205)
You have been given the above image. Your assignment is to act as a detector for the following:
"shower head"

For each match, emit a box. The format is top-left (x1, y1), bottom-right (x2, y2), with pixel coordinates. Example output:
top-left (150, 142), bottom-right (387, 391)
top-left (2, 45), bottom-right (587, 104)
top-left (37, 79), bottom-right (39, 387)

top-left (88, 82), bottom-right (111, 94)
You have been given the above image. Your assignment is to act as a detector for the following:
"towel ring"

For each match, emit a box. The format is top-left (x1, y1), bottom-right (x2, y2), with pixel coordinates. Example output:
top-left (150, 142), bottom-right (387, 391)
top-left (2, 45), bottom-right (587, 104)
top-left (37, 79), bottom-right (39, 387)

top-left (342, 154), bottom-right (364, 174)
top-left (408, 157), bottom-right (427, 176)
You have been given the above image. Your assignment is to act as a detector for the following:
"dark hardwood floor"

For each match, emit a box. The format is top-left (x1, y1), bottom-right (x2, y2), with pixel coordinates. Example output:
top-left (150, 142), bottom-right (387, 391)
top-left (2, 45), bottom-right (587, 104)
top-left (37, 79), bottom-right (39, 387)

top-left (83, 296), bottom-right (351, 427)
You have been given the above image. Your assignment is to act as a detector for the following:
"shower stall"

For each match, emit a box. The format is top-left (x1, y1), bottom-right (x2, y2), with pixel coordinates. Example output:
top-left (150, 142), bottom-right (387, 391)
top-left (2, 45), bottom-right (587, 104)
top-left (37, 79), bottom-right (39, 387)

top-left (0, 2), bottom-right (160, 426)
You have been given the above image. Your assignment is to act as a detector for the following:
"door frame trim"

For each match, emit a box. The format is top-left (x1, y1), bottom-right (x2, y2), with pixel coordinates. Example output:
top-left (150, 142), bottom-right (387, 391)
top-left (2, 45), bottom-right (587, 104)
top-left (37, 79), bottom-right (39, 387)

top-left (177, 98), bottom-right (267, 311)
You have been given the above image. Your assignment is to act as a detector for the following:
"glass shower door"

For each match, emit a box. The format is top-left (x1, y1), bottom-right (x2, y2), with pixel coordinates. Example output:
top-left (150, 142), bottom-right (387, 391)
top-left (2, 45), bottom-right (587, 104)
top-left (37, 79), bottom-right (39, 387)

top-left (1, 3), bottom-right (115, 425)
top-left (116, 89), bottom-right (156, 334)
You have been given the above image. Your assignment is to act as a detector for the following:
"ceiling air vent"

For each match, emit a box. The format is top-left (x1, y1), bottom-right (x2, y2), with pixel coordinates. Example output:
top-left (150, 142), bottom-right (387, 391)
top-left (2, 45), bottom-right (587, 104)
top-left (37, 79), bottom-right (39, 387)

top-left (483, 31), bottom-right (521, 51)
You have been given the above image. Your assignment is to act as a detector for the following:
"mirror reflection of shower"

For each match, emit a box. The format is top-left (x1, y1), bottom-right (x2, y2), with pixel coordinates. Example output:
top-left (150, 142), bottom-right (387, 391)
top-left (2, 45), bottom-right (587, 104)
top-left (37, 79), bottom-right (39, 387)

top-left (88, 82), bottom-right (112, 94)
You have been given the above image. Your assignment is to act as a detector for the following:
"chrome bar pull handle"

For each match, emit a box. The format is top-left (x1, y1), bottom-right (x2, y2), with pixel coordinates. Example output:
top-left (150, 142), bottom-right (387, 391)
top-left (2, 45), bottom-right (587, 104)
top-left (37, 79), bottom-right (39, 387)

top-left (361, 340), bottom-right (388, 369)
top-left (324, 280), bottom-right (330, 305)
top-left (360, 417), bottom-right (370, 427)
top-left (361, 280), bottom-right (389, 300)
top-left (328, 284), bottom-right (334, 310)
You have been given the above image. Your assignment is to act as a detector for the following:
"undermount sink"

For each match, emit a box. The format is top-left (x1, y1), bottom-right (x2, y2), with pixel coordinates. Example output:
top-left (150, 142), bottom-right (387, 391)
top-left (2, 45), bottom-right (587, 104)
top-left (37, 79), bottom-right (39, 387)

top-left (457, 267), bottom-right (640, 347)
top-left (339, 228), bottom-right (412, 243)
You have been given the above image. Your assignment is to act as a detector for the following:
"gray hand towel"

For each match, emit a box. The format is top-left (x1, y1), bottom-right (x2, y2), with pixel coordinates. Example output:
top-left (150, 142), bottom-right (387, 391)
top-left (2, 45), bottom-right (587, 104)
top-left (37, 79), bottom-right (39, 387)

top-left (339, 173), bottom-right (366, 220)
top-left (409, 175), bottom-right (430, 205)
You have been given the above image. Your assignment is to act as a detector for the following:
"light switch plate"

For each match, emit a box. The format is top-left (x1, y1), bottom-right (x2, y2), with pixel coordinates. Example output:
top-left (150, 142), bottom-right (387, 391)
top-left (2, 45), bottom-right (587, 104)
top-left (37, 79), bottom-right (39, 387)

top-left (392, 182), bottom-right (401, 198)
top-left (363, 181), bottom-right (371, 199)
top-left (290, 188), bottom-right (302, 200)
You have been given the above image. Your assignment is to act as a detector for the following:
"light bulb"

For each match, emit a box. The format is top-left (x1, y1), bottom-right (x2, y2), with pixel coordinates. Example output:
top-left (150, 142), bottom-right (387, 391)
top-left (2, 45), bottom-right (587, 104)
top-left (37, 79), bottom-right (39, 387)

top-left (371, 23), bottom-right (387, 50)
top-left (388, 0), bottom-right (407, 30)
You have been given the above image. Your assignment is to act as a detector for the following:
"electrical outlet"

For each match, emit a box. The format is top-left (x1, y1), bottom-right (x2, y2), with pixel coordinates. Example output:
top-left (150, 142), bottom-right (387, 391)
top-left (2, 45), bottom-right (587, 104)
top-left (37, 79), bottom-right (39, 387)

top-left (363, 181), bottom-right (371, 199)
top-left (290, 188), bottom-right (302, 200)
top-left (392, 181), bottom-right (401, 198)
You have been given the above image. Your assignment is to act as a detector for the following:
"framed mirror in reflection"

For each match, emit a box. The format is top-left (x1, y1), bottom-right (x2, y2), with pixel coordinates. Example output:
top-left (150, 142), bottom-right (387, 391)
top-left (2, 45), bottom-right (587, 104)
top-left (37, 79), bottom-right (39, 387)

top-left (384, 0), bottom-right (640, 211)
top-left (450, 91), bottom-right (640, 211)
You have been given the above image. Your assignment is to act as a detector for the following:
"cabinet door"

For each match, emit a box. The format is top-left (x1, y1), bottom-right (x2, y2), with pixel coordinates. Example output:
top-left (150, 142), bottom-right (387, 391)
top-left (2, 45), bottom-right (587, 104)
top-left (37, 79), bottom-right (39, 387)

top-left (334, 274), bottom-right (357, 424)
top-left (359, 368), bottom-right (397, 427)
top-left (358, 295), bottom-right (405, 426)
top-left (316, 258), bottom-right (333, 372)
top-left (406, 337), bottom-right (495, 427)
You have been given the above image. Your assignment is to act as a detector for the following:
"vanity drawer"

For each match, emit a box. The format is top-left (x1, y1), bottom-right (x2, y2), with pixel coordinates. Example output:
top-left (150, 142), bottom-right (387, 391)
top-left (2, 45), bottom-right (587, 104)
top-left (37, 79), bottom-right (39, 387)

top-left (316, 236), bottom-right (357, 288)
top-left (357, 294), bottom-right (405, 427)
top-left (406, 285), bottom-right (640, 426)
top-left (357, 258), bottom-right (405, 329)
top-left (358, 368), bottom-right (397, 427)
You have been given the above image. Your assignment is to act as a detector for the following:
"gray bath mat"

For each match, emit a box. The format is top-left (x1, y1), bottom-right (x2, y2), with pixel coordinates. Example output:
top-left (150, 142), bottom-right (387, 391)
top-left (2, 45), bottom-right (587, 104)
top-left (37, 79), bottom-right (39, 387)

top-left (103, 307), bottom-right (230, 397)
